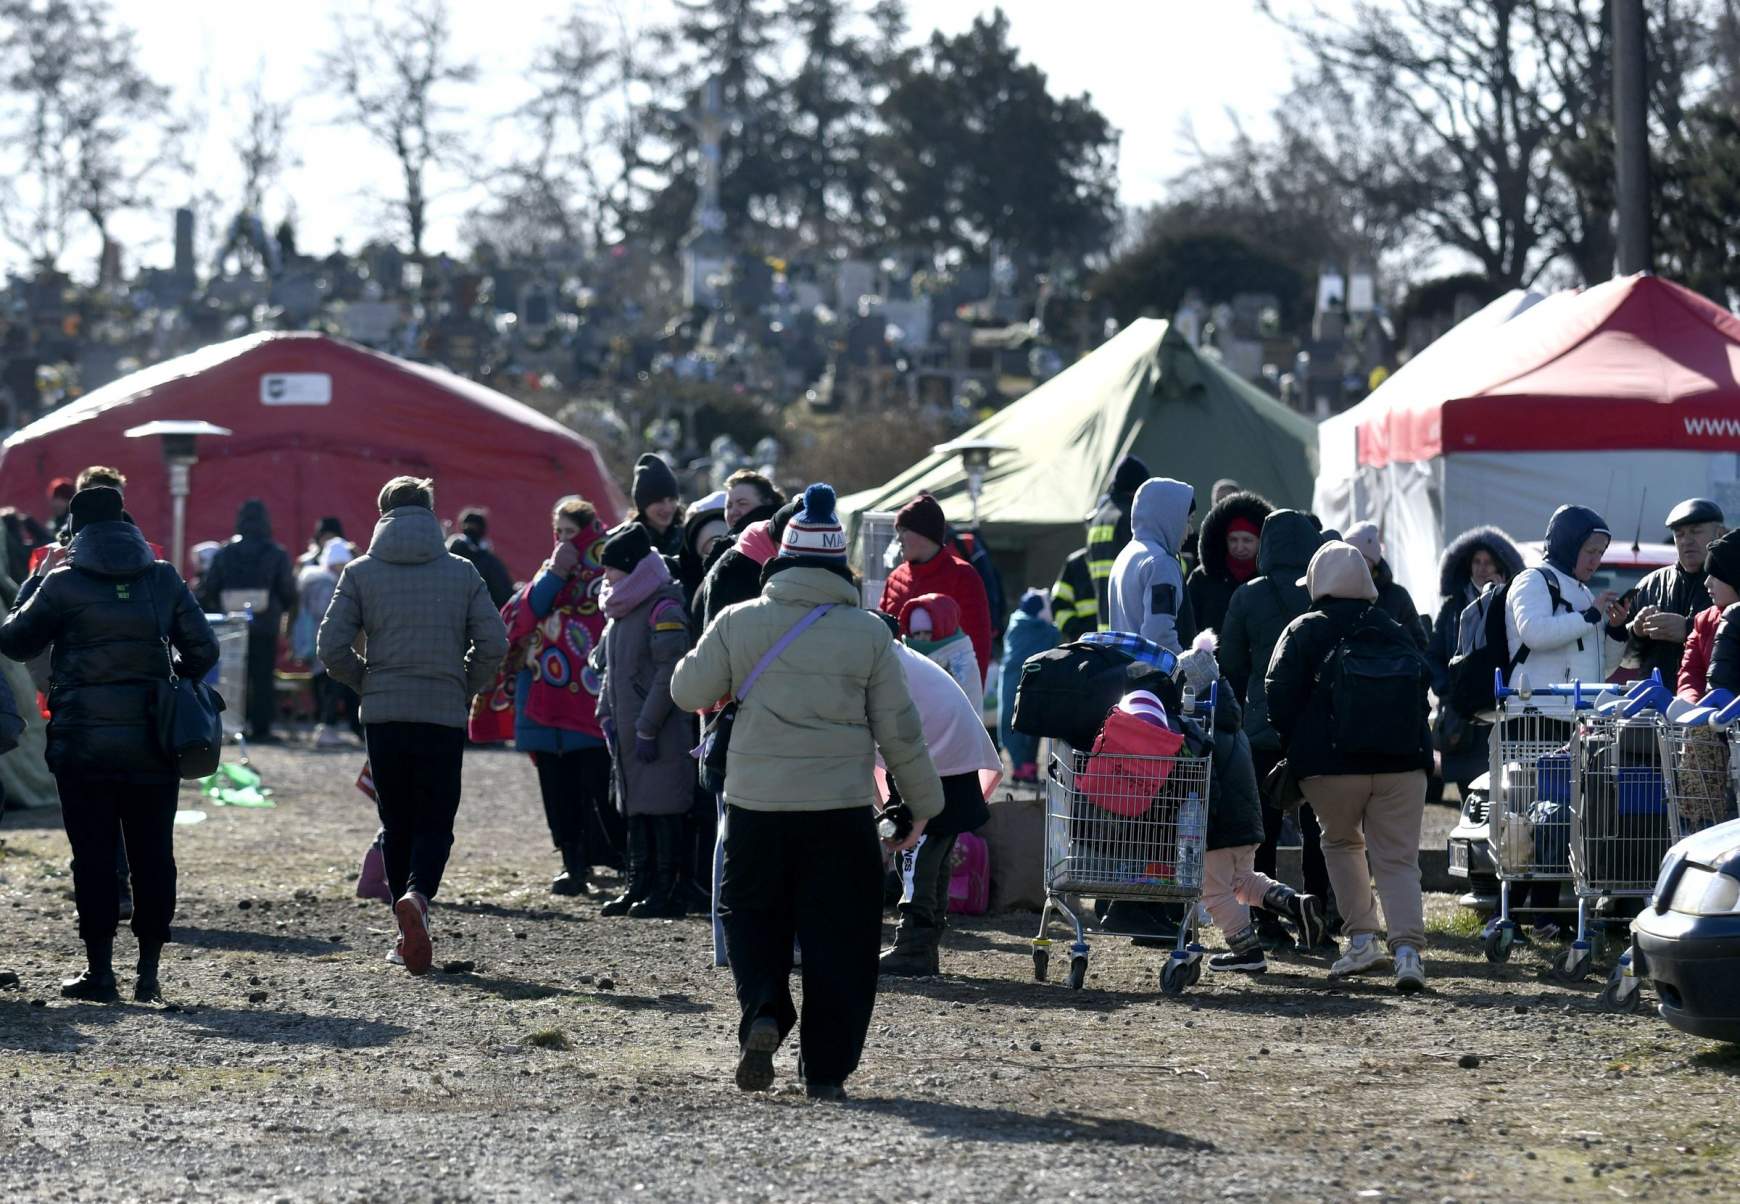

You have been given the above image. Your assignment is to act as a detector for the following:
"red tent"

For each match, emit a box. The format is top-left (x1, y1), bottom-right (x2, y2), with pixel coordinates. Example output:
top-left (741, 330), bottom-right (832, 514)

top-left (1314, 274), bottom-right (1740, 608)
top-left (0, 332), bottom-right (626, 581)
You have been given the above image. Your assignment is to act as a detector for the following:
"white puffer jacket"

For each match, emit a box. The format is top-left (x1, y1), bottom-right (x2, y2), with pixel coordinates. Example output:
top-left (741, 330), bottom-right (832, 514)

top-left (1503, 563), bottom-right (1614, 690)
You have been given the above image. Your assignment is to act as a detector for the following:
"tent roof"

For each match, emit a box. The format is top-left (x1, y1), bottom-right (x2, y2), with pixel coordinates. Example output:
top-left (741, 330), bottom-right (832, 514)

top-left (1357, 275), bottom-right (1740, 467)
top-left (842, 318), bottom-right (1318, 532)
top-left (0, 332), bottom-right (625, 579)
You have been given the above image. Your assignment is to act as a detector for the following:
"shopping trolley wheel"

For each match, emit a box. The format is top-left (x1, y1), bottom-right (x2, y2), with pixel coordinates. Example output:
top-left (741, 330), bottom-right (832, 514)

top-left (1551, 943), bottom-right (1593, 983)
top-left (1483, 922), bottom-right (1516, 964)
top-left (1160, 957), bottom-right (1191, 996)
top-left (1067, 954), bottom-right (1088, 991)
top-left (1183, 957), bottom-right (1202, 988)
top-left (1032, 948), bottom-right (1049, 982)
top-left (1597, 966), bottom-right (1644, 1014)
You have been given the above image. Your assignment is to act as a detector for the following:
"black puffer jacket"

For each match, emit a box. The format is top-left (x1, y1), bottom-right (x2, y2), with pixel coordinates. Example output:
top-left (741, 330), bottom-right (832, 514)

top-left (1265, 598), bottom-right (1433, 780)
top-left (1426, 526), bottom-right (1526, 695)
top-left (198, 500), bottom-right (297, 618)
top-left (1203, 683), bottom-right (1264, 850)
top-left (1185, 491), bottom-right (1272, 637)
top-left (1372, 558), bottom-right (1428, 650)
top-left (691, 501), bottom-right (789, 638)
top-left (1707, 602), bottom-right (1740, 694)
top-left (0, 521), bottom-right (218, 781)
top-left (1217, 510), bottom-right (1322, 753)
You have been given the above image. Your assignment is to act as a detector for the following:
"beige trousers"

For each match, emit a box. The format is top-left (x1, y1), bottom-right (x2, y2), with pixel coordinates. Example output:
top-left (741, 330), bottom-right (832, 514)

top-left (1201, 845), bottom-right (1282, 936)
top-left (1299, 771), bottom-right (1428, 952)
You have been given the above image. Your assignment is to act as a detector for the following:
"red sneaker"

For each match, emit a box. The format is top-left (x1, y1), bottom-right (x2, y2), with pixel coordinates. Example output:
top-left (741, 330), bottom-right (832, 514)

top-left (394, 892), bottom-right (432, 976)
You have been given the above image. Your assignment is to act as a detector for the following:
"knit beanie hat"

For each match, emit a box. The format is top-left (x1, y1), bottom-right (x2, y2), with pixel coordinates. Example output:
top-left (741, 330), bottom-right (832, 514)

top-left (601, 523), bottom-right (653, 573)
top-left (68, 486), bottom-right (124, 533)
top-left (1226, 516), bottom-right (1262, 541)
top-left (896, 492), bottom-right (948, 547)
top-left (1175, 629), bottom-right (1220, 695)
top-left (1706, 530), bottom-right (1740, 591)
top-left (779, 484), bottom-right (847, 561)
top-left (632, 453), bottom-right (680, 509)
top-left (1344, 521), bottom-right (1383, 567)
top-left (1018, 587), bottom-right (1048, 618)
top-left (1116, 689), bottom-right (1170, 729)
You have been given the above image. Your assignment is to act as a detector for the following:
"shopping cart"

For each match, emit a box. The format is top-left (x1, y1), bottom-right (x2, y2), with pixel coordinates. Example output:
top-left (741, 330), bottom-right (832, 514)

top-left (1607, 695), bottom-right (1740, 1011)
top-left (1031, 686), bottom-right (1215, 995)
top-left (1482, 673), bottom-right (1589, 964)
top-left (1564, 699), bottom-right (1672, 982)
top-left (206, 612), bottom-right (250, 740)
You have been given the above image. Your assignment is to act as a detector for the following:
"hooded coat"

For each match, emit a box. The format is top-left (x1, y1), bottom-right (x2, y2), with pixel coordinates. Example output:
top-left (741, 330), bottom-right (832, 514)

top-left (1503, 505), bottom-right (1617, 690)
top-left (445, 532), bottom-right (516, 611)
top-left (879, 542), bottom-right (992, 684)
top-left (677, 505), bottom-right (729, 615)
top-left (1265, 548), bottom-right (1433, 780)
top-left (0, 520), bottom-right (216, 781)
top-left (198, 500), bottom-right (297, 619)
top-left (1107, 477), bottom-right (1194, 654)
top-left (999, 604), bottom-right (1060, 770)
top-left (1426, 526), bottom-right (1526, 696)
top-left (591, 557), bottom-right (693, 817)
top-left (1087, 455), bottom-right (1150, 630)
top-left (1185, 491), bottom-right (1272, 636)
top-left (316, 506), bottom-right (510, 728)
top-left (898, 592), bottom-right (982, 712)
top-left (1204, 686), bottom-right (1265, 850)
top-left (1218, 510), bottom-right (1321, 753)
top-left (693, 502), bottom-right (789, 638)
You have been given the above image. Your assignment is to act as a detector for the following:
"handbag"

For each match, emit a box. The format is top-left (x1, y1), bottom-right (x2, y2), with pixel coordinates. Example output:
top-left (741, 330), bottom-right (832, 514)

top-left (1262, 757), bottom-right (1304, 813)
top-left (695, 604), bottom-right (836, 793)
top-left (145, 575), bottom-right (227, 780)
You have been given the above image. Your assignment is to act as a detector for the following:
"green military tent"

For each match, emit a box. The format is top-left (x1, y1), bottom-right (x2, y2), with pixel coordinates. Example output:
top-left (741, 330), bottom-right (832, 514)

top-left (842, 318), bottom-right (1319, 588)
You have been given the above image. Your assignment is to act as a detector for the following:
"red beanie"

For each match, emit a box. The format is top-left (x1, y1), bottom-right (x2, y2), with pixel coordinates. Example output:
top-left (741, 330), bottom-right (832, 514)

top-left (1226, 517), bottom-right (1261, 541)
top-left (896, 493), bottom-right (948, 547)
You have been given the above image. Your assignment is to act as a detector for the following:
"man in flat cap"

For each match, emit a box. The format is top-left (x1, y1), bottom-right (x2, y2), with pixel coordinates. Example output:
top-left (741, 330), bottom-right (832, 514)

top-left (1611, 497), bottom-right (1725, 683)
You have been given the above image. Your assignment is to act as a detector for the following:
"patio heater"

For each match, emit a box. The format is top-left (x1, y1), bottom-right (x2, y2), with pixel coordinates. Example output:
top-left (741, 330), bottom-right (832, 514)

top-left (932, 439), bottom-right (1012, 528)
top-left (124, 420), bottom-right (232, 576)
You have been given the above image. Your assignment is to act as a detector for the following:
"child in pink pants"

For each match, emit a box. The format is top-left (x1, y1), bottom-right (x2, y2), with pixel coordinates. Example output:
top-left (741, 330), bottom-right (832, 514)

top-left (1176, 632), bottom-right (1326, 972)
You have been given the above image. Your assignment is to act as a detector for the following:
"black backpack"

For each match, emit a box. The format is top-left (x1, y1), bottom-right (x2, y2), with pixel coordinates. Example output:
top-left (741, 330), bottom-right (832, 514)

top-left (1320, 614), bottom-right (1429, 756)
top-left (1445, 573), bottom-right (1565, 717)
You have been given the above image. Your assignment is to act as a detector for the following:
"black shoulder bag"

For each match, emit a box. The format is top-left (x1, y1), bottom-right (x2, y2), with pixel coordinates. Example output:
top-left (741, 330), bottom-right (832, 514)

top-left (145, 572), bottom-right (226, 780)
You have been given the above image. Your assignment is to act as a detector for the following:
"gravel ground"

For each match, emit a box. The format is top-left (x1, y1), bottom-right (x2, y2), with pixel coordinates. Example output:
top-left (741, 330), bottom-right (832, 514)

top-left (1, 742), bottom-right (1737, 1203)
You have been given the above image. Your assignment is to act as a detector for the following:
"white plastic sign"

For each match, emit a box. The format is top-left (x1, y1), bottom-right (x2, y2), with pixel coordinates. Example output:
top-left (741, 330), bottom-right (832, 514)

top-left (260, 373), bottom-right (332, 405)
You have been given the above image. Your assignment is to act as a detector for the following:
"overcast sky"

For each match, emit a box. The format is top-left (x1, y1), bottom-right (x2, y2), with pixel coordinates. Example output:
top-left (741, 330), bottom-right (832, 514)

top-left (96, 0), bottom-right (1299, 276)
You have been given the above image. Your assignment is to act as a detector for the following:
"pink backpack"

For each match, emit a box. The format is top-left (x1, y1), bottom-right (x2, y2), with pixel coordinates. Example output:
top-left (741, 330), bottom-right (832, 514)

top-left (948, 832), bottom-right (990, 915)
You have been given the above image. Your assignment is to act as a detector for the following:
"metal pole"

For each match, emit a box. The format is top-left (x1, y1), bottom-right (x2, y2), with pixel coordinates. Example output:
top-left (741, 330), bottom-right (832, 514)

top-left (168, 461), bottom-right (190, 578)
top-left (1612, 0), bottom-right (1652, 275)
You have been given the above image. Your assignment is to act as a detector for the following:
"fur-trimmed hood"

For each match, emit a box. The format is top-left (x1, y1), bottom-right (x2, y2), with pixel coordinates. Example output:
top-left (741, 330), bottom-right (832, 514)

top-left (1437, 525), bottom-right (1525, 599)
top-left (1197, 491), bottom-right (1273, 582)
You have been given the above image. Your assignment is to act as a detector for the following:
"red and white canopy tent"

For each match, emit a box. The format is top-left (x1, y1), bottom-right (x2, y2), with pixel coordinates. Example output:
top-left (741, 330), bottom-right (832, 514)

top-left (0, 333), bottom-right (626, 582)
top-left (1313, 275), bottom-right (1740, 609)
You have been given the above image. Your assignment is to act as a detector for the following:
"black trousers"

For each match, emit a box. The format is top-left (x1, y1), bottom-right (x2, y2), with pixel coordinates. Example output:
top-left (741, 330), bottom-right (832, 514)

top-left (897, 833), bottom-right (957, 932)
top-left (366, 722), bottom-right (466, 901)
top-left (58, 774), bottom-right (178, 946)
top-left (533, 747), bottom-right (623, 870)
top-left (313, 672), bottom-right (361, 733)
top-left (1252, 748), bottom-right (1331, 901)
top-left (720, 805), bottom-right (883, 1086)
top-left (245, 620), bottom-right (278, 738)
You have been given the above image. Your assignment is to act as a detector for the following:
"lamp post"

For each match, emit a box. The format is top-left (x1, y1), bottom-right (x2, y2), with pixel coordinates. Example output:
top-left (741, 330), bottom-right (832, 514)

top-left (932, 439), bottom-right (1012, 529)
top-left (124, 420), bottom-right (232, 576)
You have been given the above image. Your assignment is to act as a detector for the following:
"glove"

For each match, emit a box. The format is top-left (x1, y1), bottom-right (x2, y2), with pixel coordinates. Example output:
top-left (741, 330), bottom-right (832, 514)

top-left (635, 733), bottom-right (659, 763)
top-left (551, 541), bottom-right (581, 578)
top-left (1582, 606), bottom-right (1602, 624)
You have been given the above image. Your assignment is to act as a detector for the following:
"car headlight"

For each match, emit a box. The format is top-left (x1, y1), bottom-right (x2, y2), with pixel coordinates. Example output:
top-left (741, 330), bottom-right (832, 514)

top-left (1669, 865), bottom-right (1740, 916)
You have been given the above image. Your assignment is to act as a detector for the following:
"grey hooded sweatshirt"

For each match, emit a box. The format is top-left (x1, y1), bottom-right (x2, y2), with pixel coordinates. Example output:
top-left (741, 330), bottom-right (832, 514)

top-left (316, 506), bottom-right (508, 728)
top-left (1107, 477), bottom-right (1195, 654)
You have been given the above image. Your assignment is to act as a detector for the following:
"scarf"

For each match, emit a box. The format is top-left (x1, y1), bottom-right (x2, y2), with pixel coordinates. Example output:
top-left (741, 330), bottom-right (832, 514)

top-left (1226, 553), bottom-right (1258, 584)
top-left (602, 551), bottom-right (671, 619)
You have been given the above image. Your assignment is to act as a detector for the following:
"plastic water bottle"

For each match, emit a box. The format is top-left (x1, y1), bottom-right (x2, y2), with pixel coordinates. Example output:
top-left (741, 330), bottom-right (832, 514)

top-left (1176, 792), bottom-right (1205, 890)
top-left (1180, 686), bottom-right (1196, 719)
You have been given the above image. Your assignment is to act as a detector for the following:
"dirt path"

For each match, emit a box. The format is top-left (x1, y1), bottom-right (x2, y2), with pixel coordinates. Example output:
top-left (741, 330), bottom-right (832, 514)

top-left (1, 743), bottom-right (1735, 1202)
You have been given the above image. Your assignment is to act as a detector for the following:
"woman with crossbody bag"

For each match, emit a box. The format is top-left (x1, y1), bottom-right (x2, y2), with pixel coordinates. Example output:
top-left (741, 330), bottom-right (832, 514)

top-left (672, 484), bottom-right (944, 1102)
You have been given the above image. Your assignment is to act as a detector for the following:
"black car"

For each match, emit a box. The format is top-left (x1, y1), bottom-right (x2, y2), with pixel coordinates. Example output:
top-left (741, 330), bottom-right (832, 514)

top-left (1631, 818), bottom-right (1740, 1042)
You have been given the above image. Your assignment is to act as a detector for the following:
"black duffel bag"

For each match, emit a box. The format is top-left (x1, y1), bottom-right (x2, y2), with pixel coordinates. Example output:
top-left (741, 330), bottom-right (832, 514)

top-left (1012, 640), bottom-right (1181, 749)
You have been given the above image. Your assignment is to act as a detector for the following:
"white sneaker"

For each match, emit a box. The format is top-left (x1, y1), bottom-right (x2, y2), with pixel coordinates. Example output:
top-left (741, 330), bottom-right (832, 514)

top-left (1393, 945), bottom-right (1426, 995)
top-left (314, 724), bottom-right (342, 748)
top-left (386, 943), bottom-right (404, 966)
top-left (1329, 934), bottom-right (1390, 979)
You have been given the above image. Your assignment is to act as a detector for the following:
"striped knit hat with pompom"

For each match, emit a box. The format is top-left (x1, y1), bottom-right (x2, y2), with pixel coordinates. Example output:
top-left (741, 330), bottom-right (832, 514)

top-left (779, 483), bottom-right (848, 561)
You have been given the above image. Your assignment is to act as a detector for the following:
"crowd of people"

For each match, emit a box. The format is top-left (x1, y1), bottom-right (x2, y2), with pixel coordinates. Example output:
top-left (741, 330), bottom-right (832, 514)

top-left (10, 433), bottom-right (1739, 1098)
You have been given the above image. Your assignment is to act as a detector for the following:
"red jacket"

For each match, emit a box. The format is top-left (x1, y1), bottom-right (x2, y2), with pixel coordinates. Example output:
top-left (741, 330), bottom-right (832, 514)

top-left (880, 548), bottom-right (992, 684)
top-left (1679, 604), bottom-right (1722, 701)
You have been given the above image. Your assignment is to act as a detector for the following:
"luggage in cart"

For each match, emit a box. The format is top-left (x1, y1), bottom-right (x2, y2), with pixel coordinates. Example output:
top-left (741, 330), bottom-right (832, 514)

top-left (1482, 673), bottom-right (1589, 965)
top-left (1031, 685), bottom-right (1215, 995)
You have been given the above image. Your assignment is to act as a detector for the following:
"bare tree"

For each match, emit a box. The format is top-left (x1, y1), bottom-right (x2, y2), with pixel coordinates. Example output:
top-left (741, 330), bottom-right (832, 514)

top-left (0, 0), bottom-right (178, 273)
top-left (235, 74), bottom-right (291, 216)
top-left (317, 0), bottom-right (478, 258)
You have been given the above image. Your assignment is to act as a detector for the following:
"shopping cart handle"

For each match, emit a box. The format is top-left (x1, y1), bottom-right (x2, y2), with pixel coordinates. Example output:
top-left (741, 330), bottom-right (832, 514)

top-left (1716, 695), bottom-right (1740, 726)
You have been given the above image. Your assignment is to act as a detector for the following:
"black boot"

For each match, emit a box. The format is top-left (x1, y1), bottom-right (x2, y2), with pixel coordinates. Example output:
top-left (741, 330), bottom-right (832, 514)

top-left (1263, 883), bottom-right (1327, 951)
top-left (878, 924), bottom-right (940, 977)
top-left (61, 940), bottom-right (120, 1002)
top-left (550, 843), bottom-right (592, 897)
top-left (600, 819), bottom-right (651, 917)
top-left (629, 817), bottom-right (686, 919)
top-left (135, 941), bottom-right (163, 1003)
